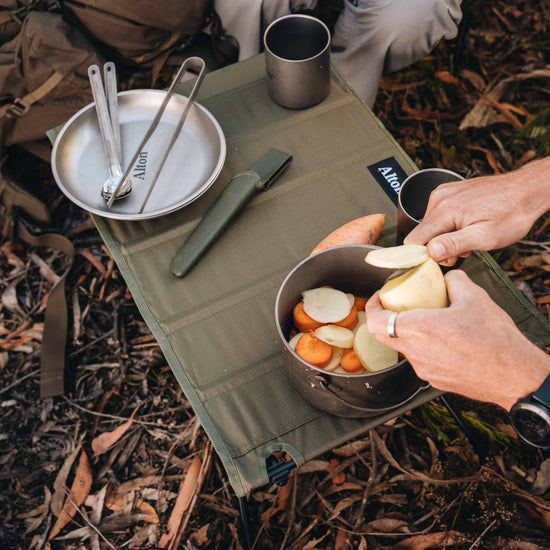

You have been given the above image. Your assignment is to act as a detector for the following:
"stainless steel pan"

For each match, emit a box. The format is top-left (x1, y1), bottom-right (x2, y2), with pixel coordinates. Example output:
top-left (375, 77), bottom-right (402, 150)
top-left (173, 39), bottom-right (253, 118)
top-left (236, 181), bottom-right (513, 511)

top-left (51, 89), bottom-right (225, 220)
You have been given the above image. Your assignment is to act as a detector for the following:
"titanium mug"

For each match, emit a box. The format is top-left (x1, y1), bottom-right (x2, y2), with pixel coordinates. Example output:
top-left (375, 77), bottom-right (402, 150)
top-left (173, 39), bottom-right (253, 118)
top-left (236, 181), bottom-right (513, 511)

top-left (264, 14), bottom-right (331, 109)
top-left (397, 168), bottom-right (465, 244)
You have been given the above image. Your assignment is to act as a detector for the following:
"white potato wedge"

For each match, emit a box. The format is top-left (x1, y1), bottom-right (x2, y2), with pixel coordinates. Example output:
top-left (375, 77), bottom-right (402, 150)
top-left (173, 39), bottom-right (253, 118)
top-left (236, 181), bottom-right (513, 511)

top-left (302, 287), bottom-right (352, 323)
top-left (315, 324), bottom-right (355, 348)
top-left (379, 257), bottom-right (448, 312)
top-left (353, 323), bottom-right (398, 372)
top-left (324, 347), bottom-right (344, 371)
top-left (288, 332), bottom-right (304, 350)
top-left (353, 310), bottom-right (366, 334)
top-left (364, 244), bottom-right (429, 269)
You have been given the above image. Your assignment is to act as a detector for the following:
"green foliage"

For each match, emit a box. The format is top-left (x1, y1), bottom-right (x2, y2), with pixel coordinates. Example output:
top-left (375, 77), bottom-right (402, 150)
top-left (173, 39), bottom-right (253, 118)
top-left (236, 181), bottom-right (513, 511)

top-left (420, 401), bottom-right (516, 447)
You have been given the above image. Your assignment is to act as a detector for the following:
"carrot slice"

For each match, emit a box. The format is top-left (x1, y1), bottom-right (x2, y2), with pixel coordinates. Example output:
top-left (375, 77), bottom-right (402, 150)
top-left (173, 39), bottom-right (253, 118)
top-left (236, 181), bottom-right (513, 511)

top-left (293, 301), bottom-right (325, 332)
top-left (340, 348), bottom-right (363, 373)
top-left (295, 332), bottom-right (333, 368)
top-left (334, 304), bottom-right (358, 329)
top-left (354, 296), bottom-right (368, 311)
top-left (310, 214), bottom-right (385, 255)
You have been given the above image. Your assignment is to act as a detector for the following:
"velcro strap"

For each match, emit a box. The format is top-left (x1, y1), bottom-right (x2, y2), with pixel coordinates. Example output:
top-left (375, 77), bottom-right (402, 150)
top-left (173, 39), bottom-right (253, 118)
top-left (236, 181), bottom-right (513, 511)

top-left (0, 71), bottom-right (65, 119)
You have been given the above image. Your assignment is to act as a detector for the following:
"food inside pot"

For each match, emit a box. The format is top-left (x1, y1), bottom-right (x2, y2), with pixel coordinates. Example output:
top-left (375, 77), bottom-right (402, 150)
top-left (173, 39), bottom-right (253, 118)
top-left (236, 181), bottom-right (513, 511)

top-left (288, 286), bottom-right (398, 374)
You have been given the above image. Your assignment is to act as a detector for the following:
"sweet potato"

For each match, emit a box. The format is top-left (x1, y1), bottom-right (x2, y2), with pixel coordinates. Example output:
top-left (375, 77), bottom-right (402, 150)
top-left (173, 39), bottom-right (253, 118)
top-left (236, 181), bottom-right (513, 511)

top-left (340, 348), bottom-right (363, 373)
top-left (310, 214), bottom-right (385, 255)
top-left (295, 332), bottom-right (333, 368)
top-left (293, 301), bottom-right (324, 332)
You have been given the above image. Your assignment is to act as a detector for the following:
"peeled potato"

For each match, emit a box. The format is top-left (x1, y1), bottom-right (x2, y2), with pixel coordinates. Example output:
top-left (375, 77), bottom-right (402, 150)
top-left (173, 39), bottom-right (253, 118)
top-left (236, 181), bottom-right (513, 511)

top-left (379, 257), bottom-right (448, 312)
top-left (365, 244), bottom-right (429, 269)
top-left (288, 332), bottom-right (304, 350)
top-left (353, 323), bottom-right (398, 371)
top-left (324, 347), bottom-right (345, 371)
top-left (314, 324), bottom-right (355, 348)
top-left (353, 310), bottom-right (366, 334)
top-left (302, 287), bottom-right (352, 323)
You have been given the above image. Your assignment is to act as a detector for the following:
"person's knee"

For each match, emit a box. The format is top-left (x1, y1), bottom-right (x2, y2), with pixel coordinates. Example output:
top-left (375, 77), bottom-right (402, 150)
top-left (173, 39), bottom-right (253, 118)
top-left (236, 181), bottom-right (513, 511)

top-left (381, 0), bottom-right (463, 72)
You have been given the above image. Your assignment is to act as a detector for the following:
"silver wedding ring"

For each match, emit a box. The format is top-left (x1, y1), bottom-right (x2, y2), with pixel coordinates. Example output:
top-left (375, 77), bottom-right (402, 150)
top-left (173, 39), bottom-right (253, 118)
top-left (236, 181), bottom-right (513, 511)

top-left (387, 312), bottom-right (399, 338)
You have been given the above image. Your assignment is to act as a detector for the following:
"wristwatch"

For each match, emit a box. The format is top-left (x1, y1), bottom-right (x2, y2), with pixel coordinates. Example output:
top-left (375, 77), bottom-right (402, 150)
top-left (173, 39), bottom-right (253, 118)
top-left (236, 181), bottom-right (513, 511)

top-left (509, 375), bottom-right (550, 449)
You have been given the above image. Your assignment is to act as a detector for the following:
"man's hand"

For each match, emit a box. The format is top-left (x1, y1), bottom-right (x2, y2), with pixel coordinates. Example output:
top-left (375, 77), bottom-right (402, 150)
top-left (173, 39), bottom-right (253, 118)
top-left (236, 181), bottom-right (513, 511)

top-left (405, 158), bottom-right (550, 265)
top-left (365, 270), bottom-right (550, 410)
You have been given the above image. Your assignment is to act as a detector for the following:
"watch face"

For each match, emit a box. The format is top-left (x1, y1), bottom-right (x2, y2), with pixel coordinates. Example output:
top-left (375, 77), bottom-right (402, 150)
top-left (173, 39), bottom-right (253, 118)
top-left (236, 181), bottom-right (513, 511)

top-left (510, 403), bottom-right (550, 449)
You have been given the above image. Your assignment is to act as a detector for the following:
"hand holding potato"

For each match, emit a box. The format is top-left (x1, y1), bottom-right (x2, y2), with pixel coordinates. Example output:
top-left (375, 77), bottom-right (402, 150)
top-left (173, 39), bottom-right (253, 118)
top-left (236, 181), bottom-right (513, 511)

top-left (405, 158), bottom-right (550, 265)
top-left (365, 270), bottom-right (550, 411)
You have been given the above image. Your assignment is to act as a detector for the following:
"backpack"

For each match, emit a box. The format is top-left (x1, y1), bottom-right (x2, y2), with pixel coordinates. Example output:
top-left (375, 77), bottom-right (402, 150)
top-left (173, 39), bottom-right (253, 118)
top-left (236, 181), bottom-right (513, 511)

top-left (0, 0), bottom-right (236, 158)
top-left (0, 0), bottom-right (236, 398)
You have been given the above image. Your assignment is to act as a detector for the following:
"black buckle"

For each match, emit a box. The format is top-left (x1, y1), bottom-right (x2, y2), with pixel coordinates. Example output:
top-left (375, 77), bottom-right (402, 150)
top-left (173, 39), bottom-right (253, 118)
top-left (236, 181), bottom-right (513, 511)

top-left (266, 454), bottom-right (296, 486)
top-left (6, 98), bottom-right (30, 118)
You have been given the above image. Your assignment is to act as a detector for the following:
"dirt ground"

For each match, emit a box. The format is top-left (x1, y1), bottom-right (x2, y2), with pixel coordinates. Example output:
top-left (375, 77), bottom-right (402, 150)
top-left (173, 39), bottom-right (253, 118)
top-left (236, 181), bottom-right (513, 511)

top-left (1, 1), bottom-right (550, 549)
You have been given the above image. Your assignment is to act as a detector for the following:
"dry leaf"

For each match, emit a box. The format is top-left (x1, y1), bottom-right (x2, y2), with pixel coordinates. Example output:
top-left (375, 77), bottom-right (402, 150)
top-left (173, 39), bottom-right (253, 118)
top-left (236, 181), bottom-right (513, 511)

top-left (367, 518), bottom-right (410, 533)
top-left (91, 403), bottom-right (141, 457)
top-left (326, 458), bottom-right (346, 485)
top-left (77, 248), bottom-right (109, 279)
top-left (260, 477), bottom-right (293, 521)
top-left (158, 454), bottom-right (202, 548)
top-left (334, 527), bottom-right (349, 550)
top-left (393, 530), bottom-right (463, 549)
top-left (48, 450), bottom-right (93, 540)
top-left (51, 445), bottom-right (82, 516)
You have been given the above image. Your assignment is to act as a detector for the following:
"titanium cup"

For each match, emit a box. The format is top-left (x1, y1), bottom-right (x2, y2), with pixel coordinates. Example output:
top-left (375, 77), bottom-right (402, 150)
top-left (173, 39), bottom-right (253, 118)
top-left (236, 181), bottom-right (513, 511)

top-left (264, 14), bottom-right (331, 109)
top-left (397, 168), bottom-right (464, 244)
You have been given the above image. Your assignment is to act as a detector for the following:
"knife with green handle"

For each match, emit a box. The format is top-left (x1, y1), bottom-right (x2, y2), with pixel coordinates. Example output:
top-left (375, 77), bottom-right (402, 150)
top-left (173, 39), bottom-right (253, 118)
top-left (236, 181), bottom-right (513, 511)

top-left (170, 148), bottom-right (293, 277)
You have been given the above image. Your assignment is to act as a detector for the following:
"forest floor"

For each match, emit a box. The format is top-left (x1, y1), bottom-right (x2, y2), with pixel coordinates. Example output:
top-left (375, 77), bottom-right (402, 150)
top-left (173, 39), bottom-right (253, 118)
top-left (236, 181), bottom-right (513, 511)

top-left (1, 0), bottom-right (550, 549)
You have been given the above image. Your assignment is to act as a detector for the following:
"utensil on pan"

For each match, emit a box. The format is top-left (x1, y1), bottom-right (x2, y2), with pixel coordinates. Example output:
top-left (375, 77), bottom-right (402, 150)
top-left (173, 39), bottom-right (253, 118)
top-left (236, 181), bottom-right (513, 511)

top-left (106, 56), bottom-right (206, 209)
top-left (139, 58), bottom-right (206, 214)
top-left (104, 62), bottom-right (121, 161)
top-left (87, 64), bottom-right (132, 201)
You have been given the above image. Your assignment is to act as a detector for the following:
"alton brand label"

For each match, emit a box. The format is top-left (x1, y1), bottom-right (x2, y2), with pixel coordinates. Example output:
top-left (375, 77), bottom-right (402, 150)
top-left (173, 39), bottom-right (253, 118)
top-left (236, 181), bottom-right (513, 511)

top-left (367, 157), bottom-right (409, 206)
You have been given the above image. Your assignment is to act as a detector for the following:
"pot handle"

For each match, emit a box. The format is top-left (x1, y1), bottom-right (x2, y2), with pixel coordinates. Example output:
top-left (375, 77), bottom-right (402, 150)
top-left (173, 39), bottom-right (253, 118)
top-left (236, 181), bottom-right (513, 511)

top-left (315, 375), bottom-right (431, 415)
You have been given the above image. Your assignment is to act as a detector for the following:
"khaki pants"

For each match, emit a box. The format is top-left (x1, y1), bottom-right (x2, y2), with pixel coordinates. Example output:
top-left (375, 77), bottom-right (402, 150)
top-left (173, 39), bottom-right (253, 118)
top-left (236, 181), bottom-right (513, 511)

top-left (214, 0), bottom-right (462, 107)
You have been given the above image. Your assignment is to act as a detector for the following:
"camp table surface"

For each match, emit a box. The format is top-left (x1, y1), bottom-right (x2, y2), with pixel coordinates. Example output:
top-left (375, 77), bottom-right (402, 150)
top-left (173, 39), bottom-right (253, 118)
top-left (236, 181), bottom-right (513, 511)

top-left (91, 55), bottom-right (550, 497)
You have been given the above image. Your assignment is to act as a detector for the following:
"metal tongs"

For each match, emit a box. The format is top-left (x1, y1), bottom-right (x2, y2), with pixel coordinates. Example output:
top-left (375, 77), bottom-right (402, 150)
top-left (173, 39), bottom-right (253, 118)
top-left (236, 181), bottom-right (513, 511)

top-left (105, 56), bottom-right (207, 211)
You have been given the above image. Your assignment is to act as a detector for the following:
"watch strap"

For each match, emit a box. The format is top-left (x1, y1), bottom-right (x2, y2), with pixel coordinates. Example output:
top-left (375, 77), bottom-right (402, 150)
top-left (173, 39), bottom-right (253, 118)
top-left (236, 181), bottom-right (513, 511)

top-left (532, 374), bottom-right (550, 407)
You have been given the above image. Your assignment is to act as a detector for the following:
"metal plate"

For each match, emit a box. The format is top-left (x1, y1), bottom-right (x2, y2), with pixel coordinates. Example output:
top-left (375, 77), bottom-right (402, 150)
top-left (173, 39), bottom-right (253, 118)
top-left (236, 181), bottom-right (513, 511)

top-left (51, 90), bottom-right (226, 220)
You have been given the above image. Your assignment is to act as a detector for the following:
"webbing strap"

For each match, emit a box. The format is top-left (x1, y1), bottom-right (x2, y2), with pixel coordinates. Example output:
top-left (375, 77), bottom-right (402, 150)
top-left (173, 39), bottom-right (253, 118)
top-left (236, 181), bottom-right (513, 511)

top-left (0, 71), bottom-right (65, 119)
top-left (16, 223), bottom-right (74, 398)
top-left (0, 167), bottom-right (73, 397)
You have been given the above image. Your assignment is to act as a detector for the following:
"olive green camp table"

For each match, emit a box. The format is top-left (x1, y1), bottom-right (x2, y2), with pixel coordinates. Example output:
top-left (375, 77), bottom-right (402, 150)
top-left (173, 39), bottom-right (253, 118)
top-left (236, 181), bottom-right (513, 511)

top-left (89, 55), bottom-right (550, 499)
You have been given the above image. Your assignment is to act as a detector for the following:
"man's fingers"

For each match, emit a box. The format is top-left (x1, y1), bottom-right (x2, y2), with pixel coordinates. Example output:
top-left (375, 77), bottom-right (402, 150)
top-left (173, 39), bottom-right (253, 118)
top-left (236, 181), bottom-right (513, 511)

top-left (426, 225), bottom-right (487, 263)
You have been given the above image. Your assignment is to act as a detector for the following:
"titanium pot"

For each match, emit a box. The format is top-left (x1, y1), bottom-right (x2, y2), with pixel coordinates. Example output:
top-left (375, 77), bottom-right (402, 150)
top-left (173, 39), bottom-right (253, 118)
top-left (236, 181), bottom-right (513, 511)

top-left (275, 244), bottom-right (429, 418)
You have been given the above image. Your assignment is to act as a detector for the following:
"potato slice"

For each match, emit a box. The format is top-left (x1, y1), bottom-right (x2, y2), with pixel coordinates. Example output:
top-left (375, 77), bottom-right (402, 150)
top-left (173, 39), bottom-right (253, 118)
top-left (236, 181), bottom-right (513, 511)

top-left (353, 323), bottom-right (398, 372)
top-left (364, 244), bottom-right (429, 269)
top-left (353, 310), bottom-right (366, 335)
top-left (302, 287), bottom-right (352, 323)
top-left (324, 347), bottom-right (344, 371)
top-left (288, 332), bottom-right (304, 350)
top-left (315, 324), bottom-right (354, 348)
top-left (379, 257), bottom-right (448, 312)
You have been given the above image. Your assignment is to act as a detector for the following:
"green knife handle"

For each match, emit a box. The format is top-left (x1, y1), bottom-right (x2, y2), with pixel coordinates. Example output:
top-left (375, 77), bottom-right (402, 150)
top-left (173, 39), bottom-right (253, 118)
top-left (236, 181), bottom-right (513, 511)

top-left (170, 148), bottom-right (292, 277)
top-left (170, 172), bottom-right (263, 277)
